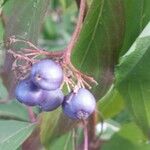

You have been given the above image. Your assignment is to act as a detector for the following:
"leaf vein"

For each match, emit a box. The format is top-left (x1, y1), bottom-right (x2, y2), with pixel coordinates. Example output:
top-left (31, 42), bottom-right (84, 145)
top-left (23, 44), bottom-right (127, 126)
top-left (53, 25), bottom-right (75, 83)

top-left (79, 0), bottom-right (104, 69)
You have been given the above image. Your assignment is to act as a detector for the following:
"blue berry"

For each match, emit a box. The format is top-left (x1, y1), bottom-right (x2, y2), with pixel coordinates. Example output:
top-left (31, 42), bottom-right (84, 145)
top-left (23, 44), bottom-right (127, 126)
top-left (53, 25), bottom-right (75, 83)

top-left (62, 88), bottom-right (96, 120)
top-left (39, 89), bottom-right (64, 111)
top-left (31, 59), bottom-right (63, 90)
top-left (15, 78), bottom-right (43, 106)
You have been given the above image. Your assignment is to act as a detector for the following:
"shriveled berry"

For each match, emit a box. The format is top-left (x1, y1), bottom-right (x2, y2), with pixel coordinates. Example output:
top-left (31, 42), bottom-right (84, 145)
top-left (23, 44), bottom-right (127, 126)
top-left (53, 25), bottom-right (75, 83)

top-left (15, 78), bottom-right (43, 106)
top-left (62, 88), bottom-right (96, 120)
top-left (39, 89), bottom-right (64, 111)
top-left (31, 59), bottom-right (63, 90)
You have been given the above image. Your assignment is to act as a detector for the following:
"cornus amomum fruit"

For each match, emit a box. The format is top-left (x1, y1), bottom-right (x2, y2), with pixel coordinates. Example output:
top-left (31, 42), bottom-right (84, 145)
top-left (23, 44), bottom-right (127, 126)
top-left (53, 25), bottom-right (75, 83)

top-left (31, 59), bottom-right (63, 90)
top-left (62, 88), bottom-right (96, 120)
top-left (15, 78), bottom-right (43, 106)
top-left (38, 89), bottom-right (64, 111)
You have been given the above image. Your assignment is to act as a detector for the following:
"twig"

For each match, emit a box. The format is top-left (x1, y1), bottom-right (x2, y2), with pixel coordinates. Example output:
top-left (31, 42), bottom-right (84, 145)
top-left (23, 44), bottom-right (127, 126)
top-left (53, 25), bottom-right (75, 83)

top-left (87, 111), bottom-right (97, 146)
top-left (75, 0), bottom-right (88, 17)
top-left (7, 37), bottom-right (65, 58)
top-left (27, 106), bottom-right (36, 123)
top-left (43, 50), bottom-right (65, 58)
top-left (69, 63), bottom-right (98, 85)
top-left (22, 48), bottom-right (65, 58)
top-left (8, 49), bottom-right (34, 62)
top-left (83, 120), bottom-right (88, 150)
top-left (65, 0), bottom-right (86, 63)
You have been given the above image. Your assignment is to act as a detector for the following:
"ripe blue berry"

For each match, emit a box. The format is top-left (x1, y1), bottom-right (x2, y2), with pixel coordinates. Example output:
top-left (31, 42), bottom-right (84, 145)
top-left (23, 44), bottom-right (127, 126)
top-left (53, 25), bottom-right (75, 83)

top-left (15, 78), bottom-right (43, 106)
top-left (31, 59), bottom-right (63, 90)
top-left (39, 89), bottom-right (64, 111)
top-left (62, 88), bottom-right (96, 120)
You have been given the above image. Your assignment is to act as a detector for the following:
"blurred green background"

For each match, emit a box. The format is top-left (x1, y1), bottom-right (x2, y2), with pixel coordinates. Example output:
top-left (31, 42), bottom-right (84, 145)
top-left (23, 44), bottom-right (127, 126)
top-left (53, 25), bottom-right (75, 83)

top-left (0, 0), bottom-right (150, 150)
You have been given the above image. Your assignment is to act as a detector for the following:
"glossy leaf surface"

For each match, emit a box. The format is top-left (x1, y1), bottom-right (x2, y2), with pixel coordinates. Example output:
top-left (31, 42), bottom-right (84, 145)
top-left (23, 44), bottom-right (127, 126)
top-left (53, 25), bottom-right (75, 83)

top-left (71, 0), bottom-right (124, 100)
top-left (115, 22), bottom-right (150, 136)
top-left (0, 120), bottom-right (35, 150)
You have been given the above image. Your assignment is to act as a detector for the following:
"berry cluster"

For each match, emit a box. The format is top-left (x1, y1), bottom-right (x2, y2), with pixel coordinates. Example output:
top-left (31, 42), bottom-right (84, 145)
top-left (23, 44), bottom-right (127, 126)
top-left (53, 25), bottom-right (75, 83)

top-left (15, 59), bottom-right (96, 120)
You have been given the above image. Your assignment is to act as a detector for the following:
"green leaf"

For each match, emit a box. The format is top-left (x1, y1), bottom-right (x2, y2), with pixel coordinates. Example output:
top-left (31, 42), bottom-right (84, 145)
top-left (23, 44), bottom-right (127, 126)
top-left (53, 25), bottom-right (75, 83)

top-left (0, 78), bottom-right (29, 121)
top-left (98, 85), bottom-right (125, 119)
top-left (0, 21), bottom-right (4, 41)
top-left (47, 132), bottom-right (73, 150)
top-left (115, 22), bottom-right (150, 136)
top-left (120, 0), bottom-right (150, 56)
top-left (0, 78), bottom-right (8, 98)
top-left (0, 0), bottom-right (10, 7)
top-left (0, 120), bottom-right (35, 150)
top-left (117, 123), bottom-right (147, 144)
top-left (40, 109), bottom-right (61, 146)
top-left (71, 0), bottom-right (124, 100)
top-left (0, 100), bottom-right (29, 121)
top-left (40, 109), bottom-right (78, 148)
top-left (102, 135), bottom-right (149, 150)
top-left (43, 17), bottom-right (58, 39)
top-left (102, 123), bottom-right (149, 150)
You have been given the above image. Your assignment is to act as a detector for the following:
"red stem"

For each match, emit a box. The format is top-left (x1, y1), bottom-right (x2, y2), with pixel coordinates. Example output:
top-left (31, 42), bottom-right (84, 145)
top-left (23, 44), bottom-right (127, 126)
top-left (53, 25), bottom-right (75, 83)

top-left (65, 0), bottom-right (86, 63)
top-left (46, 50), bottom-right (65, 58)
top-left (83, 120), bottom-right (88, 150)
top-left (87, 111), bottom-right (97, 141)
top-left (27, 107), bottom-right (36, 123)
top-left (23, 48), bottom-right (65, 58)
top-left (5, 0), bottom-right (86, 61)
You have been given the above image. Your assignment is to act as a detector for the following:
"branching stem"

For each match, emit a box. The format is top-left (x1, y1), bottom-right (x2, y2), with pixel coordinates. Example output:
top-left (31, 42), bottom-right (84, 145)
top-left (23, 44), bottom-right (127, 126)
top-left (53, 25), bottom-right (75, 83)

top-left (6, 0), bottom-right (97, 95)
top-left (7, 37), bottom-right (65, 58)
top-left (64, 0), bottom-right (86, 64)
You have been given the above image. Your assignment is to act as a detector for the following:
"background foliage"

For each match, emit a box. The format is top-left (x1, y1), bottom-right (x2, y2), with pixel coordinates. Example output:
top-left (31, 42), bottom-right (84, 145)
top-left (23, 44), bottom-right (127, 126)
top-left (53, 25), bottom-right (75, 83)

top-left (0, 0), bottom-right (150, 149)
